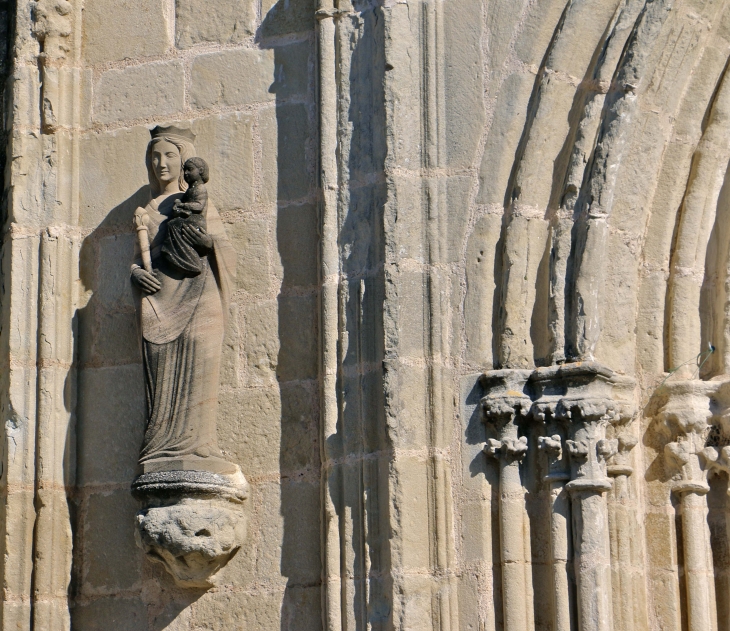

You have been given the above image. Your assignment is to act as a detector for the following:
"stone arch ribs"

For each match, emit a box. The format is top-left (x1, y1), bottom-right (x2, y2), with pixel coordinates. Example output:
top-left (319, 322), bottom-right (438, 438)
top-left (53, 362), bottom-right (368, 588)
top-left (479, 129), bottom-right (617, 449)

top-left (564, 0), bottom-right (673, 363)
top-left (668, 57), bottom-right (730, 378)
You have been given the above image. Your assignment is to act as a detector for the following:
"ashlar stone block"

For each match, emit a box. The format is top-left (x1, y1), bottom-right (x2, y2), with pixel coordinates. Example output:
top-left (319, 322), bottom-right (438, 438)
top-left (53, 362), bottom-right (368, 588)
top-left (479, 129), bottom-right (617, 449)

top-left (71, 597), bottom-right (147, 631)
top-left (83, 0), bottom-right (171, 64)
top-left (83, 491), bottom-right (143, 592)
top-left (228, 218), bottom-right (271, 296)
top-left (79, 126), bottom-right (151, 229)
top-left (276, 204), bottom-right (318, 288)
top-left (190, 49), bottom-right (275, 110)
top-left (261, 0), bottom-right (315, 37)
top-left (176, 0), bottom-right (256, 48)
top-left (93, 62), bottom-right (185, 124)
top-left (192, 113), bottom-right (255, 212)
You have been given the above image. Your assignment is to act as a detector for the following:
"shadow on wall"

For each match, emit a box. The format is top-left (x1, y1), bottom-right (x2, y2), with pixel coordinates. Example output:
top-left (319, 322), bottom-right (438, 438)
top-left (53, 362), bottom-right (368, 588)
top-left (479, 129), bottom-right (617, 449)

top-left (70, 187), bottom-right (207, 629)
top-left (260, 2), bottom-right (325, 630)
top-left (262, 0), bottom-right (393, 629)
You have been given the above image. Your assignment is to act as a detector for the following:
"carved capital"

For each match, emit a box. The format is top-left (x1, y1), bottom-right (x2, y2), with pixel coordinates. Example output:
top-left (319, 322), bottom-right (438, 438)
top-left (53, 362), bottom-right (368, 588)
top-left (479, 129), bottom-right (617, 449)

top-left (564, 430), bottom-right (613, 494)
top-left (606, 433), bottom-right (638, 477)
top-left (648, 379), bottom-right (730, 496)
top-left (665, 434), bottom-right (710, 495)
top-left (555, 396), bottom-right (619, 424)
top-left (481, 395), bottom-right (530, 424)
top-left (539, 433), bottom-right (570, 482)
top-left (484, 436), bottom-right (528, 464)
top-left (702, 445), bottom-right (730, 496)
top-left (480, 369), bottom-right (532, 428)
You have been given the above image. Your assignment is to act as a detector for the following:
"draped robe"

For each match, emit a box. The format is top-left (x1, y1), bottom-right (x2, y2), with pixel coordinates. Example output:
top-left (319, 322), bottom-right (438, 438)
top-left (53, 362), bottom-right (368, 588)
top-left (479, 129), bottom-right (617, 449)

top-left (133, 193), bottom-right (236, 475)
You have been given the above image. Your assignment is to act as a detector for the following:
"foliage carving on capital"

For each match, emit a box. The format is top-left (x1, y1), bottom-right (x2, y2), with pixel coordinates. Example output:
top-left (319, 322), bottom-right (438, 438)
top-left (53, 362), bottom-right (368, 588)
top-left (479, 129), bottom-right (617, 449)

top-left (606, 433), bottom-right (637, 477)
top-left (665, 434), bottom-right (710, 495)
top-left (484, 436), bottom-right (529, 464)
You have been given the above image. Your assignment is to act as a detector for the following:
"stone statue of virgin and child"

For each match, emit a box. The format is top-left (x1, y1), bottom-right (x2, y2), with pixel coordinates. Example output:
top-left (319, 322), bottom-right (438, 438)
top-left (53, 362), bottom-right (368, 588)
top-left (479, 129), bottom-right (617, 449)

top-left (129, 125), bottom-right (245, 498)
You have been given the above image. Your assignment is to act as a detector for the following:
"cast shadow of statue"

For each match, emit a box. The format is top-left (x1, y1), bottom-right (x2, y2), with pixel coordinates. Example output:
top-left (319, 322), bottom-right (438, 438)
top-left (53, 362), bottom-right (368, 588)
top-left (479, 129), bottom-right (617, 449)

top-left (262, 1), bottom-right (393, 629)
top-left (70, 186), bottom-right (206, 628)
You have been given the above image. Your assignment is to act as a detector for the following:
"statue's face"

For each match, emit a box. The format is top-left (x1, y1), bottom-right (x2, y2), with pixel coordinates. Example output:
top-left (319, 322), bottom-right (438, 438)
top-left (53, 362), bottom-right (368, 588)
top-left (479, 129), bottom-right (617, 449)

top-left (151, 140), bottom-right (181, 189)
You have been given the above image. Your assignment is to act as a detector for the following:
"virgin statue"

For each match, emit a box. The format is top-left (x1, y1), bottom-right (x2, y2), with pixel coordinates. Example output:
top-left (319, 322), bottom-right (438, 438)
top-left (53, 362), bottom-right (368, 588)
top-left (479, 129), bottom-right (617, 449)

top-left (130, 125), bottom-right (238, 477)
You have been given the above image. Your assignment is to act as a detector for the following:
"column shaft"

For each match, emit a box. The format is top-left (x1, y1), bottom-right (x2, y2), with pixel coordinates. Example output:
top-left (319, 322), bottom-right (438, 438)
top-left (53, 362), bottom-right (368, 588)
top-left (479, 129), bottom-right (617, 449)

top-left (499, 454), bottom-right (530, 631)
top-left (680, 491), bottom-right (718, 631)
top-left (549, 480), bottom-right (573, 631)
top-left (571, 490), bottom-right (613, 631)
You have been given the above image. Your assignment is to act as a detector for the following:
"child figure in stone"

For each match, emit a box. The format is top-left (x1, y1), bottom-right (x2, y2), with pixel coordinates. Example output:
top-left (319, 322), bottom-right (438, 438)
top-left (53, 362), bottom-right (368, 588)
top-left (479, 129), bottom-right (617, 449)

top-left (162, 157), bottom-right (210, 276)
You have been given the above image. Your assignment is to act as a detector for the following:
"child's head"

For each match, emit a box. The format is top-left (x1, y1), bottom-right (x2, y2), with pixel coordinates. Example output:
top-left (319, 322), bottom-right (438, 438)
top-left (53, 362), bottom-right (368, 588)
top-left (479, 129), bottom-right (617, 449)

top-left (183, 157), bottom-right (209, 184)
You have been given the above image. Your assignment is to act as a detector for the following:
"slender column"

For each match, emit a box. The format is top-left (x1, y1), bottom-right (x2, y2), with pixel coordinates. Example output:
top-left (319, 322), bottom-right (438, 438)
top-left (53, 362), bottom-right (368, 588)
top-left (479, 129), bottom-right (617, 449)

top-left (481, 370), bottom-right (532, 631)
top-left (704, 444), bottom-right (730, 620)
top-left (664, 433), bottom-right (718, 631)
top-left (538, 424), bottom-right (574, 631)
top-left (606, 433), bottom-right (645, 631)
top-left (560, 399), bottom-right (616, 631)
top-left (316, 2), bottom-right (344, 630)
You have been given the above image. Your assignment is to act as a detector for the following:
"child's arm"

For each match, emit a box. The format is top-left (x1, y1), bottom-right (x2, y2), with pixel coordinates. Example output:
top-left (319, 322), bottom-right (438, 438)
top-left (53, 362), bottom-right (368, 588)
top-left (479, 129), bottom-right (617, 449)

top-left (176, 186), bottom-right (207, 214)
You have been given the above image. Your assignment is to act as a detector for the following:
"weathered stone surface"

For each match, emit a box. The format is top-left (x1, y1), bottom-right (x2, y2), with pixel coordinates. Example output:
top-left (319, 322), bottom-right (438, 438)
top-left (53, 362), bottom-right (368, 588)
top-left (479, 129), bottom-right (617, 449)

top-left (260, 103), bottom-right (311, 203)
top-left (79, 127), bottom-right (152, 228)
top-left (93, 62), bottom-right (185, 124)
top-left (228, 218), bottom-right (271, 296)
top-left (83, 0), bottom-right (171, 64)
top-left (175, 0), bottom-right (256, 48)
top-left (276, 204), bottom-right (318, 288)
top-left (72, 597), bottom-right (147, 631)
top-left (77, 365), bottom-right (145, 485)
top-left (8, 0), bottom-right (730, 629)
top-left (260, 0), bottom-right (315, 37)
top-left (136, 499), bottom-right (246, 588)
top-left (190, 49), bottom-right (275, 110)
top-left (83, 491), bottom-right (143, 591)
top-left (191, 113), bottom-right (256, 213)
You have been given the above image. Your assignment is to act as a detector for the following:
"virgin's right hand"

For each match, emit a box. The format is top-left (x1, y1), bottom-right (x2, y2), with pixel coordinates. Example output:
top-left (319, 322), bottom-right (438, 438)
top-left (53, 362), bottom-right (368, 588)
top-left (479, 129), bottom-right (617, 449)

top-left (131, 267), bottom-right (161, 294)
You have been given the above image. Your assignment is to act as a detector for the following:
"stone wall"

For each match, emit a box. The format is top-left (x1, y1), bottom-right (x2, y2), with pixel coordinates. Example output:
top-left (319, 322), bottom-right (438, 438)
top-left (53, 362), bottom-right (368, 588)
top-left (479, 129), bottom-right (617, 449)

top-left (2, 0), bottom-right (730, 630)
top-left (72, 1), bottom-right (322, 629)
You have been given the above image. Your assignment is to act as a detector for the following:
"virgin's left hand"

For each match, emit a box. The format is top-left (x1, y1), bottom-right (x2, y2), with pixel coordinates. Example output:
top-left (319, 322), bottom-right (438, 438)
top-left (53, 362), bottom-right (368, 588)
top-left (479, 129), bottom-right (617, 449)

top-left (182, 224), bottom-right (213, 251)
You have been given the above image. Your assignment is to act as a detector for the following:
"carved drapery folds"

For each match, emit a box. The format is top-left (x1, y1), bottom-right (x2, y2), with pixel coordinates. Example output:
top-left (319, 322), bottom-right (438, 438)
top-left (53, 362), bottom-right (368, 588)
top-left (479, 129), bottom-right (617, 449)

top-left (129, 126), bottom-right (248, 588)
top-left (481, 362), bottom-right (636, 631)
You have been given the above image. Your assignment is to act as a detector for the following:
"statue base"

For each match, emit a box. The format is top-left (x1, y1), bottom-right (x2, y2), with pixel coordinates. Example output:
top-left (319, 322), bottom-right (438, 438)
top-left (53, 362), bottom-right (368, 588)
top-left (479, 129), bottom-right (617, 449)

top-left (132, 467), bottom-right (249, 588)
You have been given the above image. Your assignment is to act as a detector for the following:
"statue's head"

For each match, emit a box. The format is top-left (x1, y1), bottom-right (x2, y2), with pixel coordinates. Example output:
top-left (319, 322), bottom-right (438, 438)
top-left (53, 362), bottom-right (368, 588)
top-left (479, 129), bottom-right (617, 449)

top-left (145, 125), bottom-right (196, 195)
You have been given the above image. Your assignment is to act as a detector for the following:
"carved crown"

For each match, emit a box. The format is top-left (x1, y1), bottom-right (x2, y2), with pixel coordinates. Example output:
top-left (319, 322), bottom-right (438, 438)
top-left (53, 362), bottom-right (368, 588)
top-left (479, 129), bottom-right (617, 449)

top-left (149, 124), bottom-right (196, 143)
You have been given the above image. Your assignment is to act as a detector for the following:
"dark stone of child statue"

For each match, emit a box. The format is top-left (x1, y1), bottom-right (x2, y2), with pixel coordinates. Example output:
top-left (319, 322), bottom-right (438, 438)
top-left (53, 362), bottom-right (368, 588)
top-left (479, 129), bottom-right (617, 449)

top-left (162, 157), bottom-right (209, 276)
